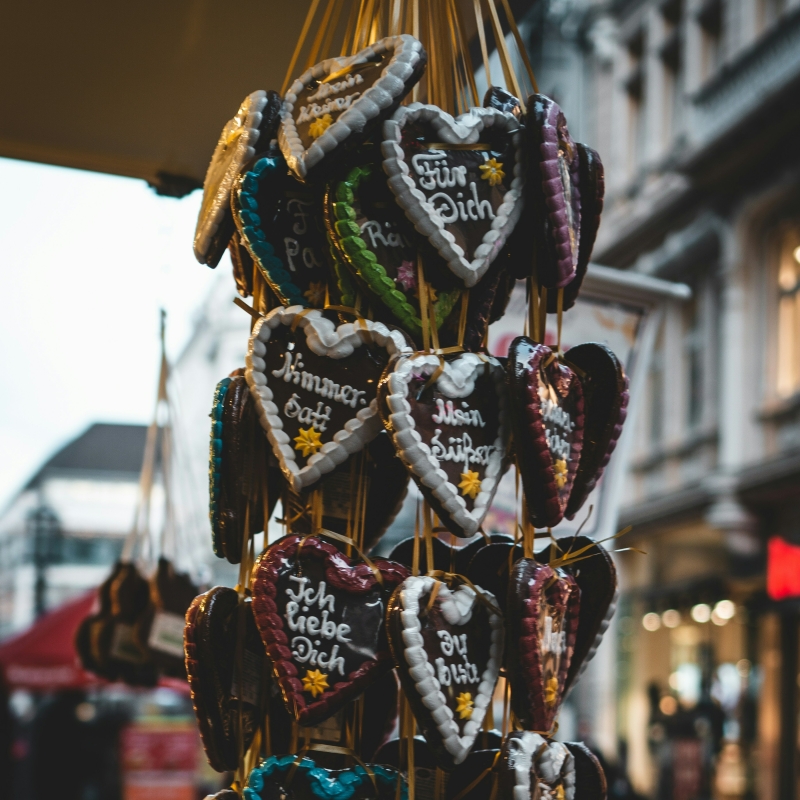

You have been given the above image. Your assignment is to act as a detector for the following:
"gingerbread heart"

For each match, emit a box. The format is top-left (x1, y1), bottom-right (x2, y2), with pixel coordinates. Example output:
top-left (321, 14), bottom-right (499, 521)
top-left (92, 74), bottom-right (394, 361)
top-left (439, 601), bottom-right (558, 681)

top-left (209, 369), bottom-right (284, 562)
top-left (246, 307), bottom-right (410, 492)
top-left (381, 353), bottom-right (510, 537)
top-left (251, 534), bottom-right (408, 726)
top-left (507, 338), bottom-right (585, 528)
top-left (280, 36), bottom-right (427, 181)
top-left (547, 144), bottom-right (604, 313)
top-left (538, 536), bottom-right (617, 697)
top-left (447, 749), bottom-right (501, 800)
top-left (387, 576), bottom-right (504, 769)
top-left (325, 159), bottom-right (461, 340)
top-left (281, 431), bottom-right (409, 553)
top-left (563, 343), bottom-right (628, 520)
top-left (194, 90), bottom-right (282, 266)
top-left (235, 150), bottom-right (333, 307)
top-left (500, 733), bottom-right (578, 800)
top-left (505, 559), bottom-right (580, 733)
top-left (382, 104), bottom-right (525, 288)
top-left (524, 94), bottom-right (580, 290)
top-left (244, 755), bottom-right (407, 800)
top-left (184, 587), bottom-right (267, 772)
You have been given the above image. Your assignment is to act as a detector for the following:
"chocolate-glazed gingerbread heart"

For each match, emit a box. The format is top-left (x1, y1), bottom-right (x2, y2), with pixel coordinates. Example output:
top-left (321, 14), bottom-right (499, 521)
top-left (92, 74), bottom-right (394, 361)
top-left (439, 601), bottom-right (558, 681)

top-left (184, 587), bottom-right (267, 772)
top-left (500, 732), bottom-right (595, 800)
top-left (251, 534), bottom-right (408, 726)
top-left (325, 159), bottom-right (461, 342)
top-left (381, 352), bottom-right (510, 537)
top-left (505, 559), bottom-right (580, 733)
top-left (382, 104), bottom-right (525, 288)
top-left (280, 36), bottom-right (427, 181)
top-left (536, 536), bottom-right (617, 697)
top-left (387, 576), bottom-right (504, 769)
top-left (546, 144), bottom-right (604, 313)
top-left (235, 150), bottom-right (334, 308)
top-left (134, 557), bottom-right (198, 679)
top-left (524, 94), bottom-right (580, 290)
top-left (282, 431), bottom-right (409, 554)
top-left (210, 370), bottom-right (285, 563)
top-left (246, 307), bottom-right (410, 493)
top-left (195, 90), bottom-right (282, 267)
top-left (563, 344), bottom-right (628, 520)
top-left (507, 338), bottom-right (584, 528)
top-left (244, 754), bottom-right (407, 800)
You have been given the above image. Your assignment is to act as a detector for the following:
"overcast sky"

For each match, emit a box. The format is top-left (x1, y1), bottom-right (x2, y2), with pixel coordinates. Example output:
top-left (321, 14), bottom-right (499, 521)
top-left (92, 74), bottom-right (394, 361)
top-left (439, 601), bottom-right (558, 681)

top-left (0, 156), bottom-right (218, 508)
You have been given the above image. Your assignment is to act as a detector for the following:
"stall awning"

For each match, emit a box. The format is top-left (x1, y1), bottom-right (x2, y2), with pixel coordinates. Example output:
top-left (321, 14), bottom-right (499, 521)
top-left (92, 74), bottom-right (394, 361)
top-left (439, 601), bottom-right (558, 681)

top-left (0, 591), bottom-right (100, 691)
top-left (0, 1), bottom-right (312, 194)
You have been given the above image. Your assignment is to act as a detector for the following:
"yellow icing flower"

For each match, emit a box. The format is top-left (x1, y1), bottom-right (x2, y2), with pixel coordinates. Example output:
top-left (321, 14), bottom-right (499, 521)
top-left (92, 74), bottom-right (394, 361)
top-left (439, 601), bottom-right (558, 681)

top-left (302, 669), bottom-right (329, 698)
top-left (544, 676), bottom-right (559, 706)
top-left (294, 426), bottom-right (323, 457)
top-left (456, 692), bottom-right (474, 719)
top-left (554, 459), bottom-right (568, 489)
top-left (309, 114), bottom-right (333, 139)
top-left (553, 785), bottom-right (565, 800)
top-left (459, 470), bottom-right (482, 499)
top-left (479, 158), bottom-right (505, 187)
top-left (304, 281), bottom-right (326, 306)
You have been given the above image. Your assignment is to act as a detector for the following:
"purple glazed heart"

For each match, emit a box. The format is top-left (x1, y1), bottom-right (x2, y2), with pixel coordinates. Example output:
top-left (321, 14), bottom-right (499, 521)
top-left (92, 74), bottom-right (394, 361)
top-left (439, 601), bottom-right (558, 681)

top-left (524, 94), bottom-right (580, 289)
top-left (505, 559), bottom-right (580, 733)
top-left (507, 337), bottom-right (585, 528)
top-left (250, 534), bottom-right (408, 726)
top-left (547, 143), bottom-right (605, 313)
top-left (563, 343), bottom-right (628, 520)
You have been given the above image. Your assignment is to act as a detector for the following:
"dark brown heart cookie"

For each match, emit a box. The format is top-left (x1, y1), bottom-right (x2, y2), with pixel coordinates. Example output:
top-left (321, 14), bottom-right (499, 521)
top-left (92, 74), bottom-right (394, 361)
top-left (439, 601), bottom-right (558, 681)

top-left (280, 36), bottom-right (427, 181)
top-left (210, 369), bottom-right (284, 563)
top-left (134, 557), bottom-right (198, 679)
top-left (184, 587), bottom-right (267, 772)
top-left (563, 344), bottom-right (628, 520)
top-left (251, 534), bottom-right (408, 726)
top-left (505, 559), bottom-right (580, 733)
top-left (507, 338), bottom-right (585, 528)
top-left (246, 307), bottom-right (410, 493)
top-left (381, 352), bottom-right (510, 537)
top-left (387, 576), bottom-right (504, 769)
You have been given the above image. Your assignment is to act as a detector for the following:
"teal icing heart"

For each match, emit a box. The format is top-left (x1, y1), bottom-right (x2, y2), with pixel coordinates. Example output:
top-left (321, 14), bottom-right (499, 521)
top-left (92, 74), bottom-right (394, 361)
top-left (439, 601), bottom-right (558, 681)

top-left (208, 376), bottom-right (231, 557)
top-left (235, 151), bottom-right (332, 308)
top-left (244, 755), bottom-right (408, 800)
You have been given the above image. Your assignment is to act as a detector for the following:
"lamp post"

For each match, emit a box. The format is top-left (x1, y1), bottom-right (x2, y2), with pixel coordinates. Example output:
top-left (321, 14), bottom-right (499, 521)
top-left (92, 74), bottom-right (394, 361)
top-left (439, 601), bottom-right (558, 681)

top-left (27, 504), bottom-right (61, 618)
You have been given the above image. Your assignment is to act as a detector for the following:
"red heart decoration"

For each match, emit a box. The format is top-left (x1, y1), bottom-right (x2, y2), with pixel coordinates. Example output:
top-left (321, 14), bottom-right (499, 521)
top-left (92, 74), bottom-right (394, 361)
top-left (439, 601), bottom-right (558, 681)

top-left (505, 558), bottom-right (580, 733)
top-left (507, 337), bottom-right (585, 528)
top-left (250, 534), bottom-right (408, 726)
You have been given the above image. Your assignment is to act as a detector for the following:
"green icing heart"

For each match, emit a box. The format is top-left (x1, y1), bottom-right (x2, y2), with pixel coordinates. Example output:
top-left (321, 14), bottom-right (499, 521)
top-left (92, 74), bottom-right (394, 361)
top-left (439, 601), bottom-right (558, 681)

top-left (328, 163), bottom-right (460, 337)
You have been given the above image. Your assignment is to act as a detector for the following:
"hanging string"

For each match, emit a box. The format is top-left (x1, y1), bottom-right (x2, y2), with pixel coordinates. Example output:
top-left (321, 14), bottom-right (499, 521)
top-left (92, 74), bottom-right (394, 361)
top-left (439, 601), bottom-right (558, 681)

top-left (556, 288), bottom-right (565, 356)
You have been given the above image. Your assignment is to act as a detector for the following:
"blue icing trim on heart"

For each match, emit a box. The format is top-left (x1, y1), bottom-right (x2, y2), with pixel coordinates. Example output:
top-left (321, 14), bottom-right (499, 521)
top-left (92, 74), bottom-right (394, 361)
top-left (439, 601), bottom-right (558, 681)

top-left (209, 376), bottom-right (231, 557)
top-left (244, 755), bottom-right (408, 800)
top-left (236, 154), bottom-right (307, 307)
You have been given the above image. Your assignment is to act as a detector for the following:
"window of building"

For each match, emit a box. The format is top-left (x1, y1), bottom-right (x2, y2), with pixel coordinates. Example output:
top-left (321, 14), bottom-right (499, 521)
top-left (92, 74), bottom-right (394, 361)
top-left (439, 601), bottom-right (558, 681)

top-left (624, 30), bottom-right (646, 177)
top-left (684, 291), bottom-right (704, 428)
top-left (660, 0), bottom-right (683, 147)
top-left (697, 0), bottom-right (723, 81)
top-left (650, 323), bottom-right (666, 444)
top-left (776, 226), bottom-right (800, 398)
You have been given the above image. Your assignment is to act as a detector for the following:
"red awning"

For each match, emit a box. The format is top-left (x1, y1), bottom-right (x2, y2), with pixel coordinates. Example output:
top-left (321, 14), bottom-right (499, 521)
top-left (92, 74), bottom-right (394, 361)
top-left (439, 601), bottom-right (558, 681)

top-left (0, 591), bottom-right (100, 691)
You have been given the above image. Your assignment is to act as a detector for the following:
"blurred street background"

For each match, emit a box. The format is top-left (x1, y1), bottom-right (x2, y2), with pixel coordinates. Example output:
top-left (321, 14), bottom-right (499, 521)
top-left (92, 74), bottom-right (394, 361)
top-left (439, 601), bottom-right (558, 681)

top-left (2, 0), bottom-right (800, 798)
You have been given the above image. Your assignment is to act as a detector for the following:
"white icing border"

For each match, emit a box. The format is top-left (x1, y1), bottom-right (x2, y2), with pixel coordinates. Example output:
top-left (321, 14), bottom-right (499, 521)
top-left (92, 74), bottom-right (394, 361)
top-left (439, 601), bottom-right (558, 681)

top-left (194, 90), bottom-right (268, 263)
top-left (381, 104), bottom-right (525, 287)
top-left (506, 733), bottom-right (576, 800)
top-left (245, 306), bottom-right (410, 492)
top-left (385, 353), bottom-right (509, 537)
top-left (397, 576), bottom-right (504, 765)
top-left (279, 35), bottom-right (425, 180)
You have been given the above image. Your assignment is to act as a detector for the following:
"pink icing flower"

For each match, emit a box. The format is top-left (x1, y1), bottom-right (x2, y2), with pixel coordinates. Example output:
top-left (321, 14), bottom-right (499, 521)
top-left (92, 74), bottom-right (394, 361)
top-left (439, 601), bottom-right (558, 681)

top-left (396, 260), bottom-right (416, 291)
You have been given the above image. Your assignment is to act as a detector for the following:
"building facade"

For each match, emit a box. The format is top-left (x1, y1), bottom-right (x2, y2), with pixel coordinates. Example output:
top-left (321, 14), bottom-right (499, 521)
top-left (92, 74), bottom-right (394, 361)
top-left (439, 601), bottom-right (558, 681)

top-left (525, 0), bottom-right (800, 793)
